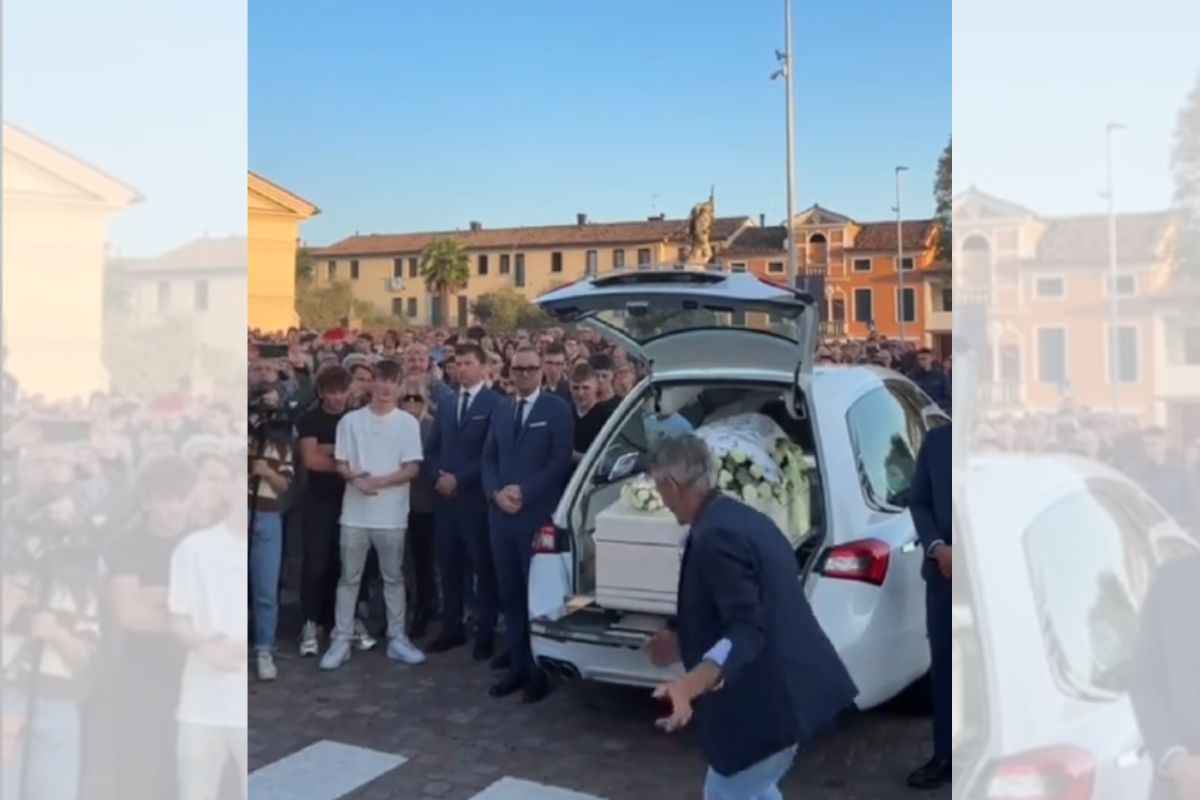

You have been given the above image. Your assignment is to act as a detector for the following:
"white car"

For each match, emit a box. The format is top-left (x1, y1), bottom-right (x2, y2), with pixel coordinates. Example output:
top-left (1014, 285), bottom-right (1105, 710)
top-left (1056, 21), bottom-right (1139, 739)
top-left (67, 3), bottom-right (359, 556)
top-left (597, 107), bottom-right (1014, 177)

top-left (524, 270), bottom-right (948, 710)
top-left (953, 453), bottom-right (1195, 799)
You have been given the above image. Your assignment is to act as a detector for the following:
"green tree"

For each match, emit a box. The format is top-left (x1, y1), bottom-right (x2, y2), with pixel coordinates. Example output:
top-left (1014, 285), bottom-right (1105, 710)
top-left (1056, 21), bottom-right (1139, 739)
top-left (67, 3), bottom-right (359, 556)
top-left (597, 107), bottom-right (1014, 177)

top-left (933, 137), bottom-right (952, 262)
top-left (102, 315), bottom-right (198, 401)
top-left (296, 280), bottom-right (355, 331)
top-left (1172, 73), bottom-right (1200, 279)
top-left (471, 287), bottom-right (553, 331)
top-left (420, 238), bottom-right (470, 327)
top-left (295, 245), bottom-right (315, 284)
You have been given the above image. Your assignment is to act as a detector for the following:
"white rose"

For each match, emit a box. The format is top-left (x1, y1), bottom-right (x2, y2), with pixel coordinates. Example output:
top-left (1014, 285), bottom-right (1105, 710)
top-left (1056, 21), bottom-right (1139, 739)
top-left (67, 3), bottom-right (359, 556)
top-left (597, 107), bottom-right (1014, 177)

top-left (730, 449), bottom-right (748, 465)
top-left (741, 484), bottom-right (758, 504)
top-left (718, 469), bottom-right (732, 488)
top-left (749, 464), bottom-right (763, 480)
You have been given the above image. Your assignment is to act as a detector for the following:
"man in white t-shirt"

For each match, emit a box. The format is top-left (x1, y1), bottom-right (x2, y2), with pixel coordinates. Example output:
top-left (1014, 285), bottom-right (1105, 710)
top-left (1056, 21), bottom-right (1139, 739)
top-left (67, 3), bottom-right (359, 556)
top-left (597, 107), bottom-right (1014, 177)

top-left (168, 451), bottom-right (248, 800)
top-left (321, 360), bottom-right (426, 669)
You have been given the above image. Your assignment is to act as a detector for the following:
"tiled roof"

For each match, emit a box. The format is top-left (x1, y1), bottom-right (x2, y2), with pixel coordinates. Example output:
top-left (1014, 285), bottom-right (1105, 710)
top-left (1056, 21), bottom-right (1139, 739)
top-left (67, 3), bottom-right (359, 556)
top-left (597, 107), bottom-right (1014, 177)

top-left (723, 225), bottom-right (788, 256)
top-left (848, 219), bottom-right (937, 252)
top-left (1035, 212), bottom-right (1172, 263)
top-left (119, 236), bottom-right (247, 272)
top-left (312, 216), bottom-right (752, 257)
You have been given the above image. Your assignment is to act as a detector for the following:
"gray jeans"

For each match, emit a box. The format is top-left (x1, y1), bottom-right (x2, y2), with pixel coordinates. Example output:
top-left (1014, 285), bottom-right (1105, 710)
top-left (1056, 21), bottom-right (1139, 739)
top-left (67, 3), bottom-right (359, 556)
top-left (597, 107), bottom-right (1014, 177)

top-left (335, 525), bottom-right (408, 641)
top-left (177, 723), bottom-right (247, 800)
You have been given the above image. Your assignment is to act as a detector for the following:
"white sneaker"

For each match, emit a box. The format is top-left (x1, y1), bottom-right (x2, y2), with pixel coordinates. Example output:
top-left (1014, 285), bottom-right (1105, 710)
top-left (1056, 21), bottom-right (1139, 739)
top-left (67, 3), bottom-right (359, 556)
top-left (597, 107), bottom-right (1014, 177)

top-left (319, 639), bottom-right (352, 671)
top-left (256, 650), bottom-right (278, 681)
top-left (386, 636), bottom-right (426, 665)
top-left (353, 619), bottom-right (378, 651)
top-left (299, 621), bottom-right (320, 657)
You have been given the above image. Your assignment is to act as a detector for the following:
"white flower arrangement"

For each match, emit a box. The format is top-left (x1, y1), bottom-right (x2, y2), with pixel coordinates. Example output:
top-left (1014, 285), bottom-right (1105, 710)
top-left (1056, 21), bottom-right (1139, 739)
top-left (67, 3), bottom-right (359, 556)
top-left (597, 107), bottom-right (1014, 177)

top-left (621, 473), bottom-right (666, 513)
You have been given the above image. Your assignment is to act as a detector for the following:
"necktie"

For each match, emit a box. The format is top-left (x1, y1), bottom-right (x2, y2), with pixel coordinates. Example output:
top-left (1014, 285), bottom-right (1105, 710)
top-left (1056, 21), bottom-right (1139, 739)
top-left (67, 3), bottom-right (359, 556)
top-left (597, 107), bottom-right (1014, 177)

top-left (458, 390), bottom-right (470, 424)
top-left (514, 398), bottom-right (527, 433)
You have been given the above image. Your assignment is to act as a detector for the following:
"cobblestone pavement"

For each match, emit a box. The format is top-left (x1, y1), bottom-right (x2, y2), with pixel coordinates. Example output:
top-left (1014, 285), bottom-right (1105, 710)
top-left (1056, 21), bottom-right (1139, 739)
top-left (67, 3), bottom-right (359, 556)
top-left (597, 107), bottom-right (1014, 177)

top-left (250, 618), bottom-right (948, 800)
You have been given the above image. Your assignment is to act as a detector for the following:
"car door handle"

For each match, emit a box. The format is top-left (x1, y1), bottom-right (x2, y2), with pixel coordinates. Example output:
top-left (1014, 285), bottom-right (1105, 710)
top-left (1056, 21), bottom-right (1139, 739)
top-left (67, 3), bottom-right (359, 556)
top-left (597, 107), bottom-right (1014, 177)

top-left (1116, 744), bottom-right (1146, 769)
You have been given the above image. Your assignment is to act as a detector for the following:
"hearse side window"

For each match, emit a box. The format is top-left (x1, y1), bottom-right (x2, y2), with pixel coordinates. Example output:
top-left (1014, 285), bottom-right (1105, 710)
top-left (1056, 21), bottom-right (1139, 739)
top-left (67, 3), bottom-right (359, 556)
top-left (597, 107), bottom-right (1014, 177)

top-left (845, 387), bottom-right (923, 510)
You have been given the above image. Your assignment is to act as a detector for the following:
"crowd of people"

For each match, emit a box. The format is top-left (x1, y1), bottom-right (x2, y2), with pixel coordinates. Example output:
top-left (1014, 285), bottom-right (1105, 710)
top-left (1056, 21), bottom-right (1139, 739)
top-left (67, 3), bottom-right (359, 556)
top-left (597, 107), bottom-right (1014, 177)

top-left (0, 318), bottom-right (997, 800)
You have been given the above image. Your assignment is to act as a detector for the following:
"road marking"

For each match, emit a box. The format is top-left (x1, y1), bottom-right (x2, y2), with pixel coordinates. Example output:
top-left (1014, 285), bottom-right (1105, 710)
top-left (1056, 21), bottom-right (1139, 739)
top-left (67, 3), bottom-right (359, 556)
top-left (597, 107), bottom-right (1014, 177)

top-left (248, 740), bottom-right (406, 800)
top-left (469, 777), bottom-right (608, 800)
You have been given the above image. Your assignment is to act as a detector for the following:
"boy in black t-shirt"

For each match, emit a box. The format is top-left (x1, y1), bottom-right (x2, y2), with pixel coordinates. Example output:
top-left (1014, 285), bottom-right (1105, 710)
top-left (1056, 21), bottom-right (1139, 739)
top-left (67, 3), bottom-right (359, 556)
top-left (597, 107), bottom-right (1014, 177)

top-left (296, 365), bottom-right (372, 656)
top-left (569, 364), bottom-right (614, 463)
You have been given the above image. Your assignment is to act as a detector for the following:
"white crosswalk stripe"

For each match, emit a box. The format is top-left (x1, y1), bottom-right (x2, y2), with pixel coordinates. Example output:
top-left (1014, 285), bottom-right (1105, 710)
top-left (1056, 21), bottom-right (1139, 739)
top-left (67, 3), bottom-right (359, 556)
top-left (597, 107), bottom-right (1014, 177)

top-left (250, 739), bottom-right (608, 800)
top-left (248, 740), bottom-right (406, 800)
top-left (469, 777), bottom-right (607, 800)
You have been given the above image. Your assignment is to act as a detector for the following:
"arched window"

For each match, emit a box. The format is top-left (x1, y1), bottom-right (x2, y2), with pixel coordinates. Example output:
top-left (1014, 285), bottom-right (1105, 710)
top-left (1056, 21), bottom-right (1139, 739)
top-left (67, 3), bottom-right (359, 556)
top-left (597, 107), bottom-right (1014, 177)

top-left (808, 232), bottom-right (828, 264)
top-left (961, 235), bottom-right (991, 287)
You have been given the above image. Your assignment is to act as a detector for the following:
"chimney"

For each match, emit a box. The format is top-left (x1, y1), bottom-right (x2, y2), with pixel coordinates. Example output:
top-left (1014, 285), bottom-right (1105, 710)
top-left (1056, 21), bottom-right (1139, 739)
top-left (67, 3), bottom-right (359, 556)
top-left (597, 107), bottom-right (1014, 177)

top-left (469, 221), bottom-right (483, 232)
top-left (576, 213), bottom-right (588, 226)
top-left (759, 213), bottom-right (766, 227)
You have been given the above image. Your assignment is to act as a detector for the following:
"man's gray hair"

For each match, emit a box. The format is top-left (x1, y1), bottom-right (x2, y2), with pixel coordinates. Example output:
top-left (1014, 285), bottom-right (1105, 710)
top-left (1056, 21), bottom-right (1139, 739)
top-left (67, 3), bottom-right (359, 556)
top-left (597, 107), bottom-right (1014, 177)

top-left (648, 434), bottom-right (714, 491)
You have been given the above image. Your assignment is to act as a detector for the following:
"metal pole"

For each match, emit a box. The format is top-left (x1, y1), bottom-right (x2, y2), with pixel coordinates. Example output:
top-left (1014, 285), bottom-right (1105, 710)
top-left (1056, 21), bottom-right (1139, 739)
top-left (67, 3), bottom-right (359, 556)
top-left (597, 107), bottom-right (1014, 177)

top-left (894, 166), bottom-right (909, 343)
top-left (1104, 124), bottom-right (1124, 414)
top-left (783, 0), bottom-right (797, 288)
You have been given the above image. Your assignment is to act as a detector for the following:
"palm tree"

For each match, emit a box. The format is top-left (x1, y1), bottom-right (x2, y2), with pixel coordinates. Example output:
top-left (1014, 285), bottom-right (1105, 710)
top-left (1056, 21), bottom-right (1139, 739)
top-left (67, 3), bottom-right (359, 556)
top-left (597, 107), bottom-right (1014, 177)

top-left (420, 237), bottom-right (470, 327)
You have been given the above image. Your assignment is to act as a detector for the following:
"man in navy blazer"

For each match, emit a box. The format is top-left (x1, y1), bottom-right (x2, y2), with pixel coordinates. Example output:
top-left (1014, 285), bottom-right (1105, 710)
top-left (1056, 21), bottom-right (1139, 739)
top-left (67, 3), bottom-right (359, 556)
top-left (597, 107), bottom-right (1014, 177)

top-left (482, 345), bottom-right (574, 703)
top-left (907, 422), bottom-right (953, 790)
top-left (425, 343), bottom-right (504, 661)
top-left (646, 435), bottom-right (857, 799)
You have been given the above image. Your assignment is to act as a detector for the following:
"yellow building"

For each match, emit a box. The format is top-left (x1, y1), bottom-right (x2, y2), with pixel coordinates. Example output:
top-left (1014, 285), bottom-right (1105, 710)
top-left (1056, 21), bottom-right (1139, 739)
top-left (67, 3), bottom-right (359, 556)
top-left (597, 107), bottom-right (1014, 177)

top-left (248, 171), bottom-right (318, 333)
top-left (308, 214), bottom-right (752, 327)
top-left (115, 236), bottom-right (250, 355)
top-left (2, 123), bottom-right (141, 400)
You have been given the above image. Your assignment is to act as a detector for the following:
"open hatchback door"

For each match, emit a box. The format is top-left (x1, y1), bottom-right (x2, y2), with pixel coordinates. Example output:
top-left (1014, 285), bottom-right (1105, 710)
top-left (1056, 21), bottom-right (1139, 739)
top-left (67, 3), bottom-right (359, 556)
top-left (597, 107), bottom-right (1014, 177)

top-left (535, 271), bottom-right (819, 378)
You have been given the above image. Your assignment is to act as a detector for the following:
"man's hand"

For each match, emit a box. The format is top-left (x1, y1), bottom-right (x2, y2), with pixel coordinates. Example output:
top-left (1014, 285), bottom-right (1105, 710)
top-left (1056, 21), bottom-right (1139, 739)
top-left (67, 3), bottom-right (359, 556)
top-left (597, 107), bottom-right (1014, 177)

top-left (351, 475), bottom-right (379, 496)
top-left (646, 629), bottom-right (681, 667)
top-left (495, 485), bottom-right (523, 514)
top-left (933, 544), bottom-right (952, 580)
top-left (250, 458), bottom-right (274, 479)
top-left (652, 680), bottom-right (695, 733)
top-left (29, 611), bottom-right (62, 642)
top-left (435, 471), bottom-right (458, 497)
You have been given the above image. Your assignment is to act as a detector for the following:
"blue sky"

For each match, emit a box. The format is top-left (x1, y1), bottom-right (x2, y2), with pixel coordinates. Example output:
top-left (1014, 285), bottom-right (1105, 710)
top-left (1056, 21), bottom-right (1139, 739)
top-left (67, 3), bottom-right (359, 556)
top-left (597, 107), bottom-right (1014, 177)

top-left (250, 1), bottom-right (951, 246)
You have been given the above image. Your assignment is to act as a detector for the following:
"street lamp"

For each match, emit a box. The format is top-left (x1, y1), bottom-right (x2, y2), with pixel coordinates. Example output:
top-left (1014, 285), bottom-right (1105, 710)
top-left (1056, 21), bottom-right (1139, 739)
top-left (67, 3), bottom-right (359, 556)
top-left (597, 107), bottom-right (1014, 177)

top-left (893, 166), bottom-right (909, 343)
top-left (771, 0), bottom-right (797, 289)
top-left (1103, 122), bottom-right (1126, 414)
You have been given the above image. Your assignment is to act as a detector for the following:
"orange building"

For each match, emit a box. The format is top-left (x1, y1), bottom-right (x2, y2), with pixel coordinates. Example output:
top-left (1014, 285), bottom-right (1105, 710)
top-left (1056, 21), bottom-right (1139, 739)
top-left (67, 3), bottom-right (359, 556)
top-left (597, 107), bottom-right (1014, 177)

top-left (954, 188), bottom-right (1174, 425)
top-left (719, 205), bottom-right (949, 352)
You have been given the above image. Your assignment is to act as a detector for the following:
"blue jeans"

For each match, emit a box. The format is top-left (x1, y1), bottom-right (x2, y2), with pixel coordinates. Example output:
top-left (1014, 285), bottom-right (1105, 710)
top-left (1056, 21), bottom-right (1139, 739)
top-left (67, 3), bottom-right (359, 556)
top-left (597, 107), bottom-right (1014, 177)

top-left (704, 746), bottom-right (797, 800)
top-left (250, 509), bottom-right (283, 651)
top-left (2, 694), bottom-right (81, 800)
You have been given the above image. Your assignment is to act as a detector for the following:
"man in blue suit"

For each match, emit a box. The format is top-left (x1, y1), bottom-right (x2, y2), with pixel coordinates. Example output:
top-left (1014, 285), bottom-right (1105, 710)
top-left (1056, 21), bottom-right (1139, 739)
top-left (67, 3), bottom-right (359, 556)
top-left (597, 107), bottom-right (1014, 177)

top-left (425, 343), bottom-right (504, 661)
top-left (482, 345), bottom-right (574, 703)
top-left (907, 422), bottom-right (953, 790)
top-left (646, 435), bottom-right (857, 799)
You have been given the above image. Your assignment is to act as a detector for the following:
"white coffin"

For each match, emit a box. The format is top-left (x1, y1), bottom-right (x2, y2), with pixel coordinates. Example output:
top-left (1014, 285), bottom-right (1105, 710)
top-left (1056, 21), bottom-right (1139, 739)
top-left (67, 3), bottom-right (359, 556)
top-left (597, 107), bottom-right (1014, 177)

top-left (593, 502), bottom-right (688, 615)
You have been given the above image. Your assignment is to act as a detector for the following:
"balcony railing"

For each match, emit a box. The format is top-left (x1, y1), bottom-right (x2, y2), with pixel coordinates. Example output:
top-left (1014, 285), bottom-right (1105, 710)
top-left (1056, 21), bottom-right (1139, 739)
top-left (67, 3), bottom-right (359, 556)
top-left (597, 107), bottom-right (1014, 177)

top-left (820, 321), bottom-right (846, 338)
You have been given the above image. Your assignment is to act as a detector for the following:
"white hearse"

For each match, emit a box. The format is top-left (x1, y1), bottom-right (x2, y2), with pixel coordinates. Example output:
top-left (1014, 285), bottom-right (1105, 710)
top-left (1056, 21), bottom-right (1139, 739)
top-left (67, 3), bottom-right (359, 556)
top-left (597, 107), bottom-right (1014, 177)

top-left (525, 271), bottom-right (948, 709)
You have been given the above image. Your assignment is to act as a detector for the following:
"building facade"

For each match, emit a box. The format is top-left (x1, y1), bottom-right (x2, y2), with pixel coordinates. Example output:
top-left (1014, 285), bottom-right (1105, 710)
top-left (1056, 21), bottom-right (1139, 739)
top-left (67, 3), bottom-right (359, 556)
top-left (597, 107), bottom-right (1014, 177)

top-left (3, 123), bottom-right (141, 400)
top-left (307, 215), bottom-right (753, 328)
top-left (248, 172), bottom-right (318, 333)
top-left (954, 188), bottom-right (1175, 426)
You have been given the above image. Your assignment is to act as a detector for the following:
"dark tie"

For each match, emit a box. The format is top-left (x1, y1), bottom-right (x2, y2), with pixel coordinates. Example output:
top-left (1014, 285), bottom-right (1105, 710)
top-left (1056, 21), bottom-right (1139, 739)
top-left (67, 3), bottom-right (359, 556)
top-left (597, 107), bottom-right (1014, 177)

top-left (458, 391), bottom-right (470, 425)
top-left (514, 398), bottom-right (527, 434)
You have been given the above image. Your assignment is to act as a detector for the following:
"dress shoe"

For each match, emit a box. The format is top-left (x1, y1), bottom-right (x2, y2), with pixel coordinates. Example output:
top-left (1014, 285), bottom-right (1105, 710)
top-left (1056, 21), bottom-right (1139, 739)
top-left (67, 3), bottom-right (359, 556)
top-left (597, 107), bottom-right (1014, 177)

top-left (490, 651), bottom-right (512, 671)
top-left (521, 670), bottom-right (551, 704)
top-left (473, 637), bottom-right (495, 662)
top-left (906, 757), bottom-right (951, 790)
top-left (426, 631), bottom-right (466, 654)
top-left (489, 671), bottom-right (529, 698)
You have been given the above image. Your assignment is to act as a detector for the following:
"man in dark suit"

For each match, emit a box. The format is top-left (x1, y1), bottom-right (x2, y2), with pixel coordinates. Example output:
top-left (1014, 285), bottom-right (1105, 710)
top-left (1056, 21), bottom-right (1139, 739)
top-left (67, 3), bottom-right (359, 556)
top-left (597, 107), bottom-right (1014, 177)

top-left (1130, 553), bottom-right (1200, 800)
top-left (907, 422), bottom-right (953, 790)
top-left (645, 435), bottom-right (858, 798)
top-left (425, 343), bottom-right (504, 661)
top-left (482, 345), bottom-right (574, 703)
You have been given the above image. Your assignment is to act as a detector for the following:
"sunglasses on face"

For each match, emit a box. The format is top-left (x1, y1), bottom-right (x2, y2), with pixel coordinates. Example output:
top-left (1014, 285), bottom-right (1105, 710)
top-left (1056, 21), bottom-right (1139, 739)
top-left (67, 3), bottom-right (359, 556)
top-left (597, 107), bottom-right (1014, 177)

top-left (401, 395), bottom-right (426, 403)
